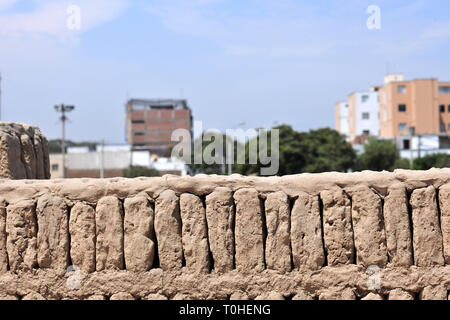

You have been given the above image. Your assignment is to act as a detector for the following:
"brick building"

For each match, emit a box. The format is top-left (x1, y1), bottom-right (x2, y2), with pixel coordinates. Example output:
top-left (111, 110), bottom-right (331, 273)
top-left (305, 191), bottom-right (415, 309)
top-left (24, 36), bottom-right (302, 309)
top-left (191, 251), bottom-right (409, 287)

top-left (125, 99), bottom-right (193, 156)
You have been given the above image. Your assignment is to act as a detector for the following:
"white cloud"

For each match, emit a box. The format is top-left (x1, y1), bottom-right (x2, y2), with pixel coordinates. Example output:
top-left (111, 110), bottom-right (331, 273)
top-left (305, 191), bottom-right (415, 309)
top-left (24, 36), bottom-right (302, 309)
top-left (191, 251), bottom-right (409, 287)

top-left (0, 0), bottom-right (128, 38)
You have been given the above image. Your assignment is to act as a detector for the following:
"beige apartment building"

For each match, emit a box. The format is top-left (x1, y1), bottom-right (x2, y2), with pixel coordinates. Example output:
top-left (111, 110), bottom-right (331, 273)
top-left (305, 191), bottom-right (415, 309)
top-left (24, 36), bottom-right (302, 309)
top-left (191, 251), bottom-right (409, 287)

top-left (379, 74), bottom-right (450, 138)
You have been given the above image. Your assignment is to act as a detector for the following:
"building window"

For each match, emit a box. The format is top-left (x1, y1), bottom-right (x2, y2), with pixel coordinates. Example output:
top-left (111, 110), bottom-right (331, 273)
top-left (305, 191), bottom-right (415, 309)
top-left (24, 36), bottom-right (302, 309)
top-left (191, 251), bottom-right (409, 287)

top-left (134, 132), bottom-right (145, 136)
top-left (361, 95), bottom-right (369, 103)
top-left (440, 105), bottom-right (445, 113)
top-left (398, 104), bottom-right (407, 112)
top-left (362, 130), bottom-right (370, 136)
top-left (131, 119), bottom-right (145, 124)
top-left (362, 112), bottom-right (370, 120)
top-left (397, 85), bottom-right (406, 94)
top-left (439, 86), bottom-right (450, 94)
top-left (441, 122), bottom-right (446, 133)
top-left (51, 164), bottom-right (59, 171)
top-left (398, 123), bottom-right (407, 132)
top-left (403, 140), bottom-right (410, 150)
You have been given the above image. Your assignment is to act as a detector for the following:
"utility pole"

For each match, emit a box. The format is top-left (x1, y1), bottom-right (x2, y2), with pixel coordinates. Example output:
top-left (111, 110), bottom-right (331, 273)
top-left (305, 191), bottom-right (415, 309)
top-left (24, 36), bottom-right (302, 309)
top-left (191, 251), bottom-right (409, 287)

top-left (54, 104), bottom-right (75, 178)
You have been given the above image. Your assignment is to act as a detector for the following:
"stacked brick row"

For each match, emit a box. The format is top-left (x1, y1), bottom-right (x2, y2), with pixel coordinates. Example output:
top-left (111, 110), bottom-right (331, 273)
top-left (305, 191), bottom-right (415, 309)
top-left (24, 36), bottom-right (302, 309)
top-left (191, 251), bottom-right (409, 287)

top-left (0, 122), bottom-right (50, 179)
top-left (0, 175), bottom-right (449, 299)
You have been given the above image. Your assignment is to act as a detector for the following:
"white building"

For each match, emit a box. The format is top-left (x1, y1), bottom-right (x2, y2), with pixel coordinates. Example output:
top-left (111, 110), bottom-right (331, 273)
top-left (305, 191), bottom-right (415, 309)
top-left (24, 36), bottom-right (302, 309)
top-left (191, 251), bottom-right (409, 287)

top-left (334, 101), bottom-right (349, 139)
top-left (347, 90), bottom-right (380, 142)
top-left (50, 144), bottom-right (188, 178)
top-left (395, 134), bottom-right (450, 159)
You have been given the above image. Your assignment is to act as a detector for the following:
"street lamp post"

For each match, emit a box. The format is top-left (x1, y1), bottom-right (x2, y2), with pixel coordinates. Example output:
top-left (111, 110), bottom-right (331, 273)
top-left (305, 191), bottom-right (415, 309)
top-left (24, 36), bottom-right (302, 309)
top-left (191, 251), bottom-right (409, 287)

top-left (54, 104), bottom-right (75, 178)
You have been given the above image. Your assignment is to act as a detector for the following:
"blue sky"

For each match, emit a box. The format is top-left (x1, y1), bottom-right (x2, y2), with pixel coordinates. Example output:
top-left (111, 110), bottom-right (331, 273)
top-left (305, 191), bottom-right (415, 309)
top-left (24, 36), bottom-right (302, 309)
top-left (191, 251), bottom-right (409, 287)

top-left (1, 0), bottom-right (450, 143)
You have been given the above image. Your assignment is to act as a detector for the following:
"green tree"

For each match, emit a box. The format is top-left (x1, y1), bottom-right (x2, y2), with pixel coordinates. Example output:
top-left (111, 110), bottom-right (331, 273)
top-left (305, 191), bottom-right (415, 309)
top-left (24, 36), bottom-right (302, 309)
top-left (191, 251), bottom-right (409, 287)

top-left (414, 153), bottom-right (450, 170)
top-left (357, 138), bottom-right (400, 171)
top-left (122, 166), bottom-right (160, 178)
top-left (235, 125), bottom-right (356, 175)
top-left (301, 127), bottom-right (356, 173)
top-left (233, 126), bottom-right (298, 175)
top-left (186, 131), bottom-right (243, 175)
top-left (393, 158), bottom-right (411, 170)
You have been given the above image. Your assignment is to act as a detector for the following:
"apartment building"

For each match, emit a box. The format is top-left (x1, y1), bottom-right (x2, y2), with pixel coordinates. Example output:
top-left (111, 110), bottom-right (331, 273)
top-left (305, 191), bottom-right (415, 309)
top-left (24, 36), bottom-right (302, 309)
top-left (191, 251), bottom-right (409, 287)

top-left (346, 90), bottom-right (380, 142)
top-left (334, 101), bottom-right (349, 138)
top-left (379, 74), bottom-right (450, 138)
top-left (125, 99), bottom-right (193, 156)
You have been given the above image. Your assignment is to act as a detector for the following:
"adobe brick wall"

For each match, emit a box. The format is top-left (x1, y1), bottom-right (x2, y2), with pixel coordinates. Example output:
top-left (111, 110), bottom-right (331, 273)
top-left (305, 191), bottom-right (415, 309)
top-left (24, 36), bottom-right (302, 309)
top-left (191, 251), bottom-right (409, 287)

top-left (0, 169), bottom-right (449, 300)
top-left (0, 122), bottom-right (50, 179)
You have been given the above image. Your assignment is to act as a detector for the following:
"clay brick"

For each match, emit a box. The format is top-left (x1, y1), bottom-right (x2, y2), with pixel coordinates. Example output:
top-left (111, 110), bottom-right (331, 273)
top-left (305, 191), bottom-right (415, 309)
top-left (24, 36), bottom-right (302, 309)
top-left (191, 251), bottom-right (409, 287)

top-left (291, 193), bottom-right (325, 270)
top-left (411, 186), bottom-right (444, 267)
top-left (6, 200), bottom-right (37, 272)
top-left (438, 185), bottom-right (450, 264)
top-left (320, 189), bottom-right (354, 265)
top-left (420, 285), bottom-right (447, 300)
top-left (388, 288), bottom-right (414, 300)
top-left (69, 202), bottom-right (96, 273)
top-left (124, 195), bottom-right (155, 272)
top-left (350, 186), bottom-right (388, 267)
top-left (265, 191), bottom-right (291, 272)
top-left (155, 190), bottom-right (183, 270)
top-left (383, 185), bottom-right (413, 266)
top-left (0, 123), bottom-right (49, 179)
top-left (234, 188), bottom-right (264, 272)
top-left (95, 196), bottom-right (124, 271)
top-left (180, 193), bottom-right (210, 273)
top-left (36, 195), bottom-right (69, 271)
top-left (319, 288), bottom-right (355, 300)
top-left (205, 188), bottom-right (234, 273)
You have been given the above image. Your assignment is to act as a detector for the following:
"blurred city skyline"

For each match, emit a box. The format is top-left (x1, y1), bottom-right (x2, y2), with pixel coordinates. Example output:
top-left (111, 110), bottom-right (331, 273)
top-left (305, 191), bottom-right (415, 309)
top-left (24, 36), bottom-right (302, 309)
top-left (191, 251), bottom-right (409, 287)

top-left (1, 0), bottom-right (450, 143)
